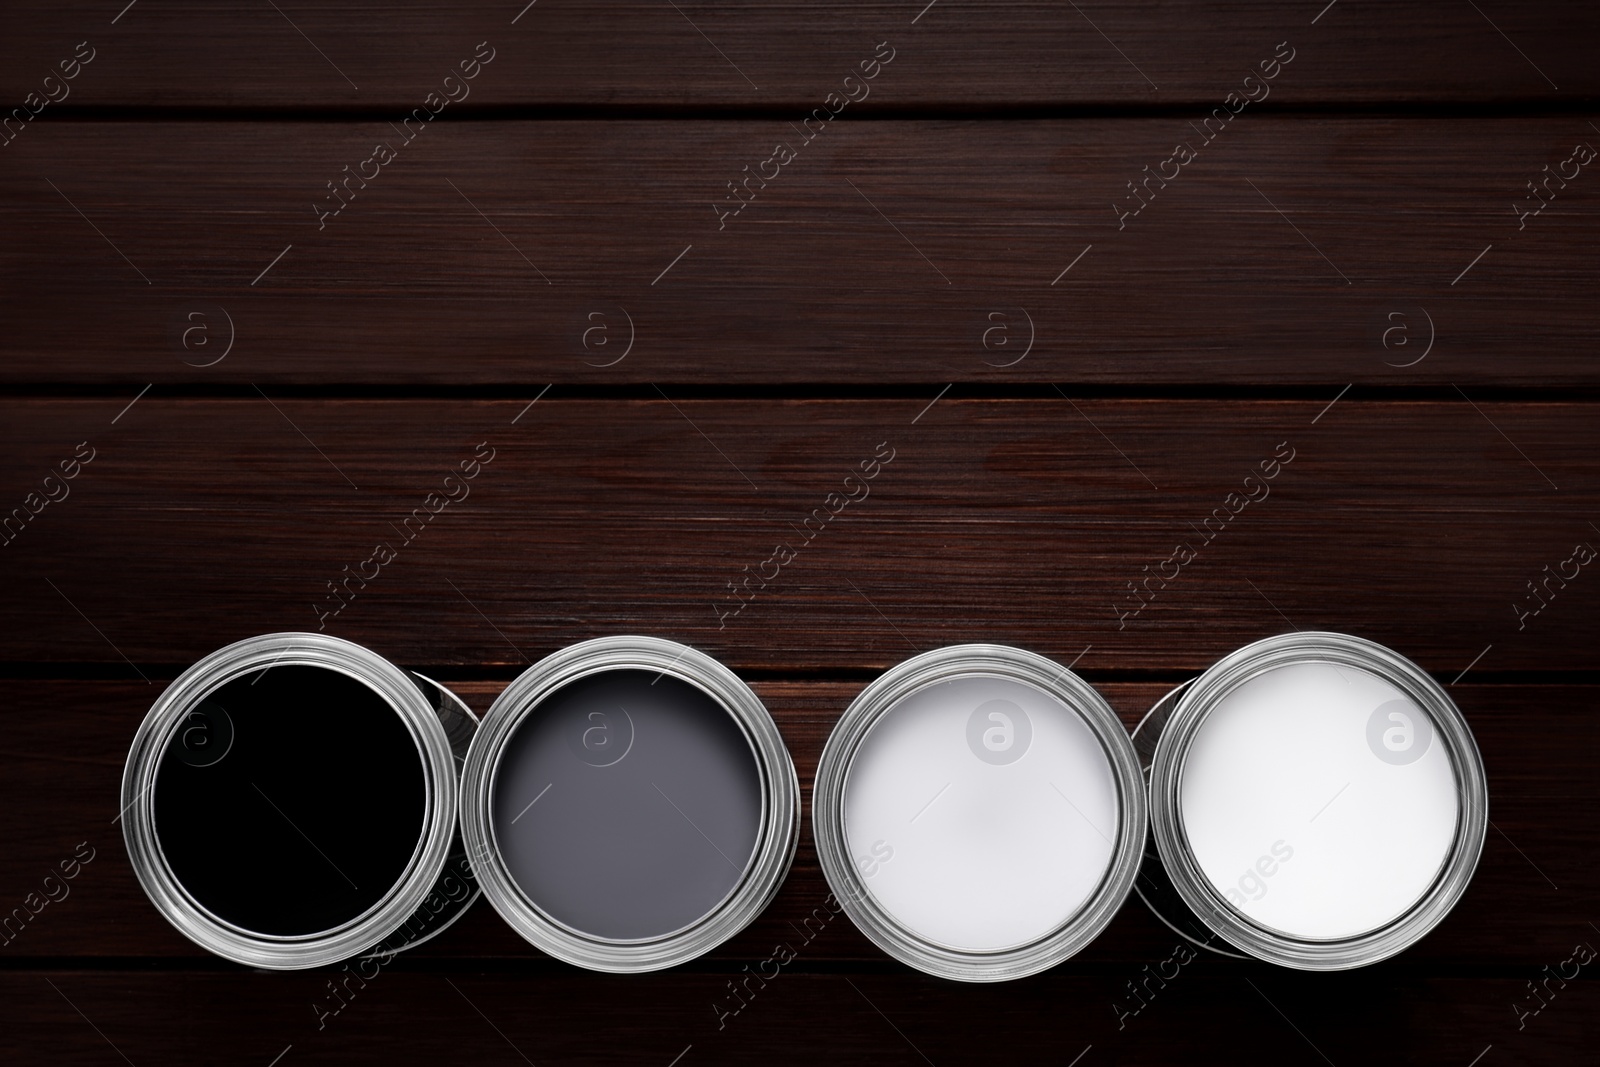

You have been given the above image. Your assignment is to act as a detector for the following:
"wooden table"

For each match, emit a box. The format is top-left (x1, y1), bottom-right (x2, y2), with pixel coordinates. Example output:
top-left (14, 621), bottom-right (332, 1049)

top-left (2, 2), bottom-right (1595, 1063)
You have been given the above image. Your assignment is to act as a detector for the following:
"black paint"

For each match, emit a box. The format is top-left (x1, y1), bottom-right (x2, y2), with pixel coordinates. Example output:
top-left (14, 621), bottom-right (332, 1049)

top-left (153, 665), bottom-right (427, 936)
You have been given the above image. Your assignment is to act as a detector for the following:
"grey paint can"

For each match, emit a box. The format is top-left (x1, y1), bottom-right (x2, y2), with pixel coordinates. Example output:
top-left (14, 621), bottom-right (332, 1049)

top-left (459, 636), bottom-right (799, 972)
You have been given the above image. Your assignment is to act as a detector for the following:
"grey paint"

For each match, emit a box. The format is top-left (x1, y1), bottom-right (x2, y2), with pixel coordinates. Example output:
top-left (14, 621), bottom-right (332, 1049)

top-left (491, 669), bottom-right (762, 940)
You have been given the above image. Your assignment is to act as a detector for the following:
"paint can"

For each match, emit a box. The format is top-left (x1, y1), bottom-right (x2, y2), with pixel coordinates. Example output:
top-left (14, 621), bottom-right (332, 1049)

top-left (813, 644), bottom-right (1147, 981)
top-left (122, 633), bottom-right (478, 969)
top-left (1138, 631), bottom-right (1487, 969)
top-left (459, 636), bottom-right (799, 972)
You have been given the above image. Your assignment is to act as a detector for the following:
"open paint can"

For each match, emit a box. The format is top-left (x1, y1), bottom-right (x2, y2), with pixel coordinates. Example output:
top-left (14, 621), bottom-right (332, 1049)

top-left (813, 645), bottom-right (1147, 982)
top-left (1138, 631), bottom-right (1487, 970)
top-left (121, 633), bottom-right (479, 969)
top-left (458, 636), bottom-right (799, 972)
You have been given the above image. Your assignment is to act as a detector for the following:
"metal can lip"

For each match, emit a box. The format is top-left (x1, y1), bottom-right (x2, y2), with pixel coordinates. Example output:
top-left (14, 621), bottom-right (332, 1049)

top-left (1130, 680), bottom-right (1250, 961)
top-left (812, 644), bottom-right (1148, 983)
top-left (121, 633), bottom-right (463, 970)
top-left (458, 635), bottom-right (800, 973)
top-left (1145, 631), bottom-right (1488, 971)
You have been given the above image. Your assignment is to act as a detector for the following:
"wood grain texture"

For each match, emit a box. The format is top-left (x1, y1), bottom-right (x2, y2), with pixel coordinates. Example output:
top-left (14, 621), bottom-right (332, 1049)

top-left (3, 4), bottom-right (1598, 1063)
top-left (5, 969), bottom-right (1592, 1067)
top-left (1, 1), bottom-right (1593, 109)
top-left (1, 398), bottom-right (1594, 672)
top-left (1, 118), bottom-right (1597, 385)
top-left (0, 681), bottom-right (1592, 968)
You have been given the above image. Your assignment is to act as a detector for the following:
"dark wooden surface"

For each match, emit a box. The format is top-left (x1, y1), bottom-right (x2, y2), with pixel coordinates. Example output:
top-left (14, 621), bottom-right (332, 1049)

top-left (1, 399), bottom-right (1597, 672)
top-left (2, 2), bottom-right (1597, 1064)
top-left (4, 118), bottom-right (1600, 385)
top-left (3, 1), bottom-right (1596, 108)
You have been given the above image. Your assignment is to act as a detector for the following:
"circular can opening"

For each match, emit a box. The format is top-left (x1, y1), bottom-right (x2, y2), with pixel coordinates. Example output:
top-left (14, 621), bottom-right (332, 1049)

top-left (813, 645), bottom-right (1146, 982)
top-left (154, 664), bottom-right (426, 936)
top-left (460, 636), bottom-right (798, 972)
top-left (1143, 632), bottom-right (1487, 970)
top-left (121, 634), bottom-right (469, 969)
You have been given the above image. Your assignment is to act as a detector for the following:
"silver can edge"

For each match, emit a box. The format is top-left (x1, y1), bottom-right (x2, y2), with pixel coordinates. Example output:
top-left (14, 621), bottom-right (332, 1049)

top-left (1146, 630), bottom-right (1489, 971)
top-left (458, 635), bottom-right (800, 973)
top-left (120, 632), bottom-right (461, 970)
top-left (812, 643), bottom-right (1148, 983)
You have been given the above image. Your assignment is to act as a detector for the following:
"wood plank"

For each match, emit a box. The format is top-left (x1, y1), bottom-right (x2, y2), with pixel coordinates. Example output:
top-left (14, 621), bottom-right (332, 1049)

top-left (1, 2), bottom-right (1593, 109)
top-left (0, 398), bottom-right (1594, 672)
top-left (3, 5), bottom-right (1594, 1063)
top-left (1, 679), bottom-right (1592, 965)
top-left (2, 119), bottom-right (1598, 385)
top-left (6, 969), bottom-right (1591, 1067)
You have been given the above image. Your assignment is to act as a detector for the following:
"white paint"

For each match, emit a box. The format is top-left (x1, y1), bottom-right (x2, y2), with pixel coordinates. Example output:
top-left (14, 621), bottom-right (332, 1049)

top-left (842, 675), bottom-right (1119, 953)
top-left (1179, 661), bottom-right (1459, 940)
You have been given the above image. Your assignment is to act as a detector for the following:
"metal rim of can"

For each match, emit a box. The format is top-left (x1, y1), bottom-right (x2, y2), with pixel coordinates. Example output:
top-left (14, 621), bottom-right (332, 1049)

top-left (1145, 631), bottom-right (1488, 971)
top-left (378, 670), bottom-right (484, 956)
top-left (120, 632), bottom-right (463, 970)
top-left (812, 644), bottom-right (1148, 982)
top-left (458, 635), bottom-right (800, 973)
top-left (1130, 679), bottom-right (1249, 961)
